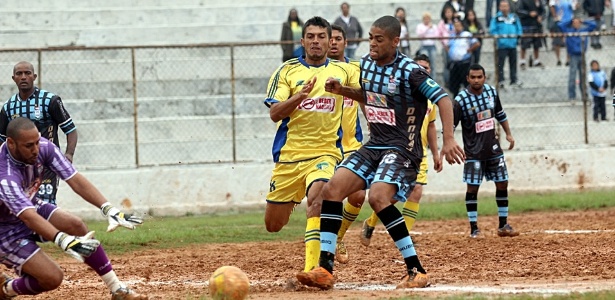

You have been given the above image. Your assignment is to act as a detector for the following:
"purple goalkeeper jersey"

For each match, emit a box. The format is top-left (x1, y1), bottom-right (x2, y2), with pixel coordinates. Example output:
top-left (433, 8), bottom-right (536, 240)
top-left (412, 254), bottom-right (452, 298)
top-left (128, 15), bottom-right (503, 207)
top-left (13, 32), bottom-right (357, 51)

top-left (0, 137), bottom-right (76, 231)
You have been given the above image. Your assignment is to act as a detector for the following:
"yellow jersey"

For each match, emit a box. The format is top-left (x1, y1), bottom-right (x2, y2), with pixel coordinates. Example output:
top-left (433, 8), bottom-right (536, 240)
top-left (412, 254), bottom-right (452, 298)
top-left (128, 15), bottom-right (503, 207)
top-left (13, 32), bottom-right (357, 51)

top-left (420, 101), bottom-right (437, 157)
top-left (265, 57), bottom-right (361, 163)
top-left (341, 58), bottom-right (363, 153)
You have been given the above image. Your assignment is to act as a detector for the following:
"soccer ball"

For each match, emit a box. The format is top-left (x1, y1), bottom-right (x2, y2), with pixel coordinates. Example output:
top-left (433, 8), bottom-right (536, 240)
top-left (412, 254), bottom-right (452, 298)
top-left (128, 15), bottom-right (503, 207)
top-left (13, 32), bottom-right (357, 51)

top-left (208, 266), bottom-right (250, 300)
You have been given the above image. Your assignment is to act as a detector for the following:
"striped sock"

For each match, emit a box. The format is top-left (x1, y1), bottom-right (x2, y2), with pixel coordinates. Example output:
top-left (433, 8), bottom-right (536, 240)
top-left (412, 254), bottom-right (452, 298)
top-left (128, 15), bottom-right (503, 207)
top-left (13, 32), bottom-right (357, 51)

top-left (337, 201), bottom-right (361, 240)
top-left (465, 192), bottom-right (478, 231)
top-left (402, 201), bottom-right (420, 232)
top-left (496, 189), bottom-right (509, 228)
top-left (319, 200), bottom-right (343, 274)
top-left (304, 217), bottom-right (320, 272)
top-left (377, 204), bottom-right (425, 274)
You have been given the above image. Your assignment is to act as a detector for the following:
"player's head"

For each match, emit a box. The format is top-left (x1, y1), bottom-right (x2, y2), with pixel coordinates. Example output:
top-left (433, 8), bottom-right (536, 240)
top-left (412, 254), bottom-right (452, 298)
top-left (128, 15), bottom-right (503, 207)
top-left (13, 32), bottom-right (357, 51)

top-left (413, 54), bottom-right (431, 75)
top-left (6, 117), bottom-right (40, 165)
top-left (12, 61), bottom-right (37, 93)
top-left (302, 16), bottom-right (332, 63)
top-left (466, 64), bottom-right (486, 92)
top-left (369, 16), bottom-right (401, 64)
top-left (328, 24), bottom-right (347, 61)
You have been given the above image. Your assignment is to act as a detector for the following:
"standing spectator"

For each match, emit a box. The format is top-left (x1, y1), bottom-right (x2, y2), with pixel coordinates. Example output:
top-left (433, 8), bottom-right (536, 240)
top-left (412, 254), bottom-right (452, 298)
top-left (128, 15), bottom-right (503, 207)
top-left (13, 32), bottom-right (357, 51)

top-left (463, 9), bottom-right (486, 63)
top-left (611, 68), bottom-right (615, 119)
top-left (443, 0), bottom-right (468, 20)
top-left (490, 0), bottom-right (524, 88)
top-left (486, 0), bottom-right (498, 26)
top-left (416, 12), bottom-right (440, 81)
top-left (582, 0), bottom-right (609, 49)
top-left (0, 61), bottom-right (78, 206)
top-left (453, 64), bottom-right (519, 239)
top-left (549, 0), bottom-right (577, 66)
top-left (396, 7), bottom-right (411, 56)
top-left (334, 2), bottom-right (363, 59)
top-left (445, 18), bottom-right (481, 97)
top-left (518, 0), bottom-right (546, 69)
top-left (439, 5), bottom-right (457, 84)
top-left (588, 60), bottom-right (608, 121)
top-left (559, 17), bottom-right (596, 102)
top-left (281, 8), bottom-right (304, 62)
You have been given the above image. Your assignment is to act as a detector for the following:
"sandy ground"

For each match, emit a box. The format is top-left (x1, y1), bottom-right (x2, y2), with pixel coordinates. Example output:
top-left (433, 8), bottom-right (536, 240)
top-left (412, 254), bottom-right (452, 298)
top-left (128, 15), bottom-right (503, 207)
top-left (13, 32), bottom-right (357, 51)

top-left (17, 208), bottom-right (615, 299)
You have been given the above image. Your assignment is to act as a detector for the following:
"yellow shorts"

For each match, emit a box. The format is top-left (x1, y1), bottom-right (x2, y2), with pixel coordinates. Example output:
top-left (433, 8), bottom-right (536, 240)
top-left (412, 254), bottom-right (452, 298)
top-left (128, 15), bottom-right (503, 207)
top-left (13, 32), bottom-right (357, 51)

top-left (266, 156), bottom-right (338, 204)
top-left (416, 156), bottom-right (429, 185)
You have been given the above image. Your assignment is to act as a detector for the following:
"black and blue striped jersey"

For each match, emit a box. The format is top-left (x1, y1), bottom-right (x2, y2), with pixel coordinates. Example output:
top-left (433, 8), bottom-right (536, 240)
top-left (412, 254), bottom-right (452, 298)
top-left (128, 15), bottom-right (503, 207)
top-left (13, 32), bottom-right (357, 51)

top-left (360, 52), bottom-right (448, 166)
top-left (0, 87), bottom-right (76, 147)
top-left (453, 84), bottom-right (508, 160)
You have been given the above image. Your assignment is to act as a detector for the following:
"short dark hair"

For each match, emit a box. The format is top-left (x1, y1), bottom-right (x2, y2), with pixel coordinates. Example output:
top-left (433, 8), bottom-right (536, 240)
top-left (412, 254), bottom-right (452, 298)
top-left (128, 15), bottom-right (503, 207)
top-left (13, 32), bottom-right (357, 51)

top-left (331, 24), bottom-right (347, 40)
top-left (7, 117), bottom-right (36, 140)
top-left (302, 16), bottom-right (332, 38)
top-left (372, 16), bottom-right (401, 39)
top-left (413, 54), bottom-right (430, 64)
top-left (468, 63), bottom-right (486, 76)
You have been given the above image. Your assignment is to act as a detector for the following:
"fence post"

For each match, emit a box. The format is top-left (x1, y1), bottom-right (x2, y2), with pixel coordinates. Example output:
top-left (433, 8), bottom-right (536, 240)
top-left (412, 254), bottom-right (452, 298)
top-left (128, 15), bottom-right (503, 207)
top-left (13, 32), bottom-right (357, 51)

top-left (230, 45), bottom-right (237, 163)
top-left (580, 37), bottom-right (589, 144)
top-left (493, 36), bottom-right (500, 89)
top-left (131, 48), bottom-right (140, 167)
top-left (37, 50), bottom-right (42, 88)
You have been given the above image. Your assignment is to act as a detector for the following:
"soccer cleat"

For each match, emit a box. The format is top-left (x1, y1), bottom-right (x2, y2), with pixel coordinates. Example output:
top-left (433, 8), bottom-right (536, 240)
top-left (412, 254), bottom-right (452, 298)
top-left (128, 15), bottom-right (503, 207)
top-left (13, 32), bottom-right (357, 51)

top-left (396, 268), bottom-right (430, 289)
top-left (111, 287), bottom-right (149, 300)
top-left (469, 229), bottom-right (484, 239)
top-left (520, 62), bottom-right (526, 70)
top-left (0, 274), bottom-right (14, 300)
top-left (335, 240), bottom-right (349, 264)
top-left (360, 220), bottom-right (375, 247)
top-left (497, 224), bottom-right (520, 237)
top-left (296, 267), bottom-right (334, 290)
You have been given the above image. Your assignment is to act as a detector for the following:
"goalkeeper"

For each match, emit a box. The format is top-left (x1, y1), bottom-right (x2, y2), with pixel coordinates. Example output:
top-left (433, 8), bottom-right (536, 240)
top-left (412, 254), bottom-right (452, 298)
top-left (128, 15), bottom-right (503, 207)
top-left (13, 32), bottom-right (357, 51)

top-left (0, 117), bottom-right (147, 300)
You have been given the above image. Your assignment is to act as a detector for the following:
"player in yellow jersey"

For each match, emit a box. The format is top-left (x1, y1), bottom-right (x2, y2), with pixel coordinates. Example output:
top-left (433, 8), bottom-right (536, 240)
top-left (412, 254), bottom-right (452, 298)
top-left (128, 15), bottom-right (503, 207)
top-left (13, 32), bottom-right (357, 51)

top-left (359, 54), bottom-right (443, 246)
top-left (263, 16), bottom-right (361, 275)
top-left (327, 24), bottom-right (365, 264)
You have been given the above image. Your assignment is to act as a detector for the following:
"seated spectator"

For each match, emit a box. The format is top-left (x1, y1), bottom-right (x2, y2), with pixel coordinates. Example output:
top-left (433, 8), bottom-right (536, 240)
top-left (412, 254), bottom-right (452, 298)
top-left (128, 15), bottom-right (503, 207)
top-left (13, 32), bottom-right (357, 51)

top-left (463, 9), bottom-right (485, 64)
top-left (445, 18), bottom-right (481, 97)
top-left (518, 0), bottom-right (546, 69)
top-left (559, 17), bottom-right (596, 103)
top-left (416, 12), bottom-right (440, 81)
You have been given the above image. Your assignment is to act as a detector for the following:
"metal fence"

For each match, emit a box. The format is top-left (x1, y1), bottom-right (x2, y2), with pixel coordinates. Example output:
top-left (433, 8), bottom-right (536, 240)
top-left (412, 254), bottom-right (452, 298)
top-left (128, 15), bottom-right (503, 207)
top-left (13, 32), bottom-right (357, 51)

top-left (0, 31), bottom-right (613, 170)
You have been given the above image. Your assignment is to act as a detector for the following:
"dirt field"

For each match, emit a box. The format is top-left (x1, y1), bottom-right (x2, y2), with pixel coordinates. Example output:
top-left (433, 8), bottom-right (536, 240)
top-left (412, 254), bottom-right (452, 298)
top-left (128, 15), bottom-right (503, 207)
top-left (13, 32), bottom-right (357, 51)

top-left (23, 208), bottom-right (615, 299)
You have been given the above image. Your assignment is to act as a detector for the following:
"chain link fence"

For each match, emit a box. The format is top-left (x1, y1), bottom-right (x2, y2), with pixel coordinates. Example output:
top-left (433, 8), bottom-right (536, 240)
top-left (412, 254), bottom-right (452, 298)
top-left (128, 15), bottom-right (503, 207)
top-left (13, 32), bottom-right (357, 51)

top-left (0, 32), bottom-right (613, 170)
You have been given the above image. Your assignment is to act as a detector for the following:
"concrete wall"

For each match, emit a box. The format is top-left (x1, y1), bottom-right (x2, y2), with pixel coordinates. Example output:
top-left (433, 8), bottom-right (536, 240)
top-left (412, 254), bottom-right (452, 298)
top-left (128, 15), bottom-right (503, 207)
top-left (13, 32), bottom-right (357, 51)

top-left (58, 146), bottom-right (615, 220)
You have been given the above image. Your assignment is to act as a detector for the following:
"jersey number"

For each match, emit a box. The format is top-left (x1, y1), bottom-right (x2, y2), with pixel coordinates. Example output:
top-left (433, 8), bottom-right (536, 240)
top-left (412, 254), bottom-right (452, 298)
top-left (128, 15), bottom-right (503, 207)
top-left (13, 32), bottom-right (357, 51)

top-left (38, 184), bottom-right (54, 195)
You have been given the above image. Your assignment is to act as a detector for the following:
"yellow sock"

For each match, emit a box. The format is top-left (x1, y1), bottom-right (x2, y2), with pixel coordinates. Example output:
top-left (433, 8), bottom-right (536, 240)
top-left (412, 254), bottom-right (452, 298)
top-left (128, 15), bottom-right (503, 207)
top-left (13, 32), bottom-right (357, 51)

top-left (402, 201), bottom-right (420, 232)
top-left (337, 202), bottom-right (362, 240)
top-left (304, 217), bottom-right (320, 272)
top-left (366, 211), bottom-right (379, 227)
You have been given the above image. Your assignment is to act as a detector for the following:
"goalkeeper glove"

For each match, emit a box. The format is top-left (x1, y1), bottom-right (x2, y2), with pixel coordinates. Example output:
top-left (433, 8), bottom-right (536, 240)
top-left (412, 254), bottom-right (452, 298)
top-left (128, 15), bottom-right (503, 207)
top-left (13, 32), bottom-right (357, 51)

top-left (54, 231), bottom-right (100, 262)
top-left (101, 202), bottom-right (144, 232)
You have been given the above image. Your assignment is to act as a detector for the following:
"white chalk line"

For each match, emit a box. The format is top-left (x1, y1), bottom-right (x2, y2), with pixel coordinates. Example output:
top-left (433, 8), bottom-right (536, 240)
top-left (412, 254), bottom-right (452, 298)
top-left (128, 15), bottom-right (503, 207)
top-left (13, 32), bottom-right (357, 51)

top-left (351, 229), bottom-right (615, 236)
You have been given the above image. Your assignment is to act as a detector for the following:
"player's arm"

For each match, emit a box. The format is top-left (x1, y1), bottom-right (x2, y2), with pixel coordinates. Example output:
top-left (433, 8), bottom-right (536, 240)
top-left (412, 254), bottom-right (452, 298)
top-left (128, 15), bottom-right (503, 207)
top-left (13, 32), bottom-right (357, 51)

top-left (269, 76), bottom-right (316, 122)
top-left (49, 96), bottom-right (78, 162)
top-left (427, 121), bottom-right (442, 172)
top-left (494, 94), bottom-right (515, 150)
top-left (0, 108), bottom-right (8, 144)
top-left (324, 77), bottom-right (365, 103)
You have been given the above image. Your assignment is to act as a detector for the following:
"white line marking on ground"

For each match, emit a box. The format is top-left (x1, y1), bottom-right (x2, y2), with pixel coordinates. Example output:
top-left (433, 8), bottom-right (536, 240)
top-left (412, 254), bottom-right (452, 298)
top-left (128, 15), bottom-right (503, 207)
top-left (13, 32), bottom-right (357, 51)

top-left (353, 229), bottom-right (615, 235)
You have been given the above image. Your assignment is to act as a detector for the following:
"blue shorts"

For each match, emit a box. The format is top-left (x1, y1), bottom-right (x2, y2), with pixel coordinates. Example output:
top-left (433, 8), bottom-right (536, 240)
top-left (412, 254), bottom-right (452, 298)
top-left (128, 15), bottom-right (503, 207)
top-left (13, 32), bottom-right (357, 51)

top-left (0, 200), bottom-right (59, 275)
top-left (463, 156), bottom-right (509, 185)
top-left (339, 147), bottom-right (418, 202)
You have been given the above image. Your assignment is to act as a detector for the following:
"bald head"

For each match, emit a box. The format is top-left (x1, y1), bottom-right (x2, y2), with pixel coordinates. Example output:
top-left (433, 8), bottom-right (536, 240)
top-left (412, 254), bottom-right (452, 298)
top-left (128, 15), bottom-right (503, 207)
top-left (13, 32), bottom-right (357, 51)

top-left (7, 117), bottom-right (37, 140)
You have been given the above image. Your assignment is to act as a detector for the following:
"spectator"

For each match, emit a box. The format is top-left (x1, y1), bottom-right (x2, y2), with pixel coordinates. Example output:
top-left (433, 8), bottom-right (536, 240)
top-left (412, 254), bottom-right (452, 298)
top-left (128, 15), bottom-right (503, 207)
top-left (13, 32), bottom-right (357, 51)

top-left (549, 0), bottom-right (577, 66)
top-left (334, 2), bottom-right (363, 59)
top-left (588, 60), bottom-right (608, 121)
top-left (416, 12), bottom-right (440, 81)
top-left (490, 0), bottom-right (524, 89)
top-left (281, 8), bottom-right (304, 62)
top-left (439, 5), bottom-right (457, 84)
top-left (463, 9), bottom-right (485, 63)
top-left (582, 0), bottom-right (609, 49)
top-left (518, 0), bottom-right (546, 69)
top-left (445, 18), bottom-right (481, 97)
top-left (396, 7), bottom-right (411, 56)
top-left (486, 0), bottom-right (498, 26)
top-left (443, 0), bottom-right (468, 20)
top-left (559, 17), bottom-right (596, 103)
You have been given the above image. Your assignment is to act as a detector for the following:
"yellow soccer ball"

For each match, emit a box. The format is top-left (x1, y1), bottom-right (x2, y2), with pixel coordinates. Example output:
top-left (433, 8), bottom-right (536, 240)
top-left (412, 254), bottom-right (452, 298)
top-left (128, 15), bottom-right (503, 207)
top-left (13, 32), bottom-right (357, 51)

top-left (209, 266), bottom-right (250, 300)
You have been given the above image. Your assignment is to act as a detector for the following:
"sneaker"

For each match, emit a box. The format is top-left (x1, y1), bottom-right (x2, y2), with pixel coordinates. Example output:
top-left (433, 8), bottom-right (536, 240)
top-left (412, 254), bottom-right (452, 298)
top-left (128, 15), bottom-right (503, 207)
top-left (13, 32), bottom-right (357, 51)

top-left (520, 62), bottom-right (526, 70)
top-left (360, 220), bottom-right (375, 247)
top-left (557, 60), bottom-right (562, 66)
top-left (396, 268), bottom-right (430, 289)
top-left (498, 82), bottom-right (505, 89)
top-left (296, 267), bottom-right (334, 290)
top-left (0, 274), bottom-right (15, 300)
top-left (111, 287), bottom-right (148, 300)
top-left (497, 224), bottom-right (520, 237)
top-left (509, 81), bottom-right (523, 88)
top-left (534, 61), bottom-right (544, 69)
top-left (469, 229), bottom-right (484, 239)
top-left (565, 61), bottom-right (570, 66)
top-left (335, 240), bottom-right (349, 264)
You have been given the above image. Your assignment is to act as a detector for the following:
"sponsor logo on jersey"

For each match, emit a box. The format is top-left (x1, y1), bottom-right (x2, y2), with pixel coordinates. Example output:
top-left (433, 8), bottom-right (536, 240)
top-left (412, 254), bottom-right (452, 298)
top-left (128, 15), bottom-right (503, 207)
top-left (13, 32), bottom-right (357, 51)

top-left (366, 106), bottom-right (395, 126)
top-left (475, 118), bottom-right (495, 133)
top-left (365, 91), bottom-right (388, 107)
top-left (316, 162), bottom-right (330, 170)
top-left (343, 97), bottom-right (354, 108)
top-left (296, 80), bottom-right (305, 86)
top-left (477, 109), bottom-right (492, 120)
top-left (297, 97), bottom-right (336, 112)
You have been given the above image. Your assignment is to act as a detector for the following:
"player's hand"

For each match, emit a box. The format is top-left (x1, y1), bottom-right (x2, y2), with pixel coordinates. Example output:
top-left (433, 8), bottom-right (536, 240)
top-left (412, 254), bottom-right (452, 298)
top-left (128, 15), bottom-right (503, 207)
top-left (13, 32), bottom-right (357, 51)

top-left (433, 154), bottom-right (443, 173)
top-left (54, 231), bottom-right (100, 262)
top-left (506, 135), bottom-right (515, 150)
top-left (440, 138), bottom-right (465, 165)
top-left (324, 77), bottom-right (342, 94)
top-left (299, 77), bottom-right (317, 99)
top-left (101, 202), bottom-right (144, 232)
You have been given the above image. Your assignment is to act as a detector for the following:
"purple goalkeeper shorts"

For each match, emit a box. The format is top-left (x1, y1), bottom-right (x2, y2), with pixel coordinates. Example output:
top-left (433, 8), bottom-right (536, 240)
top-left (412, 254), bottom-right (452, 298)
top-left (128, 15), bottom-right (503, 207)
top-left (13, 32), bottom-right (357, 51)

top-left (0, 200), bottom-right (59, 275)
